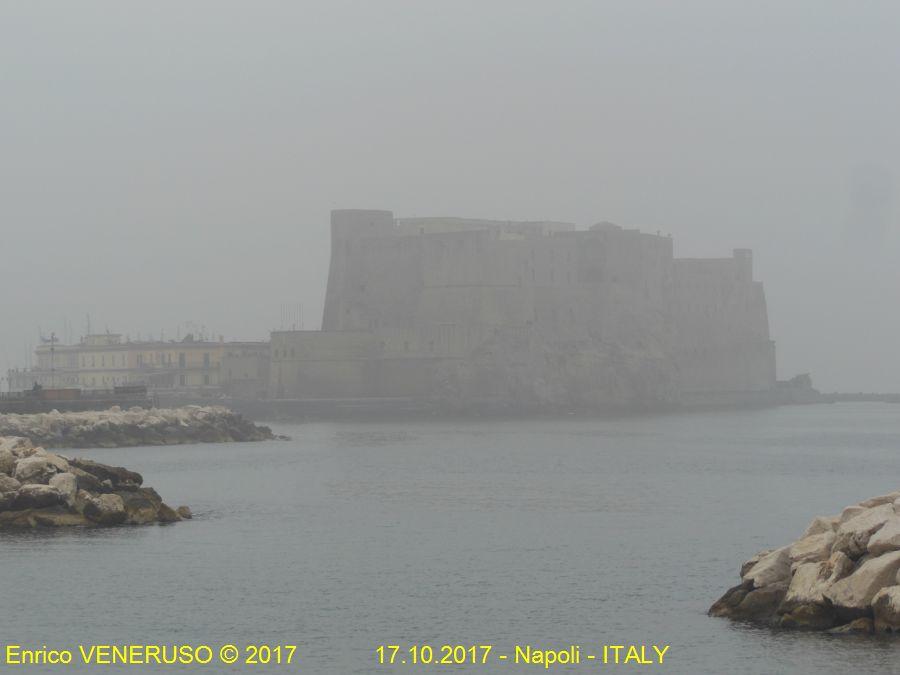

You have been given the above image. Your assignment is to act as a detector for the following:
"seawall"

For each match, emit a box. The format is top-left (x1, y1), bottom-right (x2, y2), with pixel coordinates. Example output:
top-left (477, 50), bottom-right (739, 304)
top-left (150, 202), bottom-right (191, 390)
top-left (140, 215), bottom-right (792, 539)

top-left (0, 405), bottom-right (274, 449)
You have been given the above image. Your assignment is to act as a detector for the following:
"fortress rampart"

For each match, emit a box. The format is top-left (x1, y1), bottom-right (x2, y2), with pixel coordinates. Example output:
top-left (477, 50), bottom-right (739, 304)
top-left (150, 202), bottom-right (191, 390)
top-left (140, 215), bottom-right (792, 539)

top-left (275, 209), bottom-right (776, 409)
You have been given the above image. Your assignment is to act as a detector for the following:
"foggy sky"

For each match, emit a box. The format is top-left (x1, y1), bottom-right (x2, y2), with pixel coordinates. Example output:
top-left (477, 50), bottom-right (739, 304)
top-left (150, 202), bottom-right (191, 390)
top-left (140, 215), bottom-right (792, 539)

top-left (1, 1), bottom-right (898, 392)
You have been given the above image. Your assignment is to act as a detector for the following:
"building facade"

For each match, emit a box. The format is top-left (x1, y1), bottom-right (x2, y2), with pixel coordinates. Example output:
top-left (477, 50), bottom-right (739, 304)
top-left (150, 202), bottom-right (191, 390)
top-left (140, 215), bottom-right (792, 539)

top-left (8, 334), bottom-right (269, 396)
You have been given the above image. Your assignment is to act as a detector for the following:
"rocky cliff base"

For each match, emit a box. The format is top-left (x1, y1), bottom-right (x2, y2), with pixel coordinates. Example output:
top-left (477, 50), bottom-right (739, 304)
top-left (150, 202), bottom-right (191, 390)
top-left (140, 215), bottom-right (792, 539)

top-left (436, 331), bottom-right (678, 412)
top-left (710, 491), bottom-right (900, 634)
top-left (0, 436), bottom-right (189, 529)
top-left (0, 405), bottom-right (273, 449)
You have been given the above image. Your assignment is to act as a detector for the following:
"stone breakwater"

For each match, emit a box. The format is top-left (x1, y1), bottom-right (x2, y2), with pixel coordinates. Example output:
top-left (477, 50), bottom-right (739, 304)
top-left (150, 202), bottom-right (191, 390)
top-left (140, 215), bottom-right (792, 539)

top-left (0, 405), bottom-right (273, 449)
top-left (710, 490), bottom-right (900, 634)
top-left (0, 436), bottom-right (190, 529)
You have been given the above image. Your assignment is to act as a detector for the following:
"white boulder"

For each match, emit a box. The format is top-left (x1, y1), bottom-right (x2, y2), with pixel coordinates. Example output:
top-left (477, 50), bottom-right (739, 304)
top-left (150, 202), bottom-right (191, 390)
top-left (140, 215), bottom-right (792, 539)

top-left (0, 474), bottom-right (21, 493)
top-left (783, 551), bottom-right (853, 607)
top-left (825, 550), bottom-right (900, 610)
top-left (833, 503), bottom-right (895, 558)
top-left (0, 449), bottom-right (15, 476)
top-left (48, 472), bottom-right (77, 506)
top-left (867, 517), bottom-right (900, 556)
top-left (39, 451), bottom-right (70, 473)
top-left (740, 549), bottom-right (771, 577)
top-left (801, 515), bottom-right (839, 538)
top-left (77, 490), bottom-right (126, 525)
top-left (0, 436), bottom-right (31, 455)
top-left (840, 505), bottom-right (867, 523)
top-left (790, 531), bottom-right (835, 565)
top-left (860, 492), bottom-right (900, 508)
top-left (14, 455), bottom-right (60, 484)
top-left (12, 484), bottom-right (66, 510)
top-left (742, 546), bottom-right (790, 588)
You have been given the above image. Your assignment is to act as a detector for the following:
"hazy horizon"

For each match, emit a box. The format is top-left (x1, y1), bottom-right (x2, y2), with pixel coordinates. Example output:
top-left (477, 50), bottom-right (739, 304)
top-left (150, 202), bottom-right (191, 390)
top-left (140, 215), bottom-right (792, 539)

top-left (2, 1), bottom-right (898, 392)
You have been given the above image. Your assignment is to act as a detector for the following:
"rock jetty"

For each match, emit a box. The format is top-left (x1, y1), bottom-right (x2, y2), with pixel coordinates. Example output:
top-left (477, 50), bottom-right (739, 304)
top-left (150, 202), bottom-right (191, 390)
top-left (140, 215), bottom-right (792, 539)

top-left (0, 436), bottom-right (190, 529)
top-left (0, 405), bottom-right (273, 449)
top-left (710, 491), bottom-right (900, 634)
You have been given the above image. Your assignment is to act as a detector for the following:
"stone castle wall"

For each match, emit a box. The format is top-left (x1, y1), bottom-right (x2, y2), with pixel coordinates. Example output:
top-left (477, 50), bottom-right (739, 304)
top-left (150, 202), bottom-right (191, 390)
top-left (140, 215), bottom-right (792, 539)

top-left (275, 209), bottom-right (776, 407)
top-left (671, 252), bottom-right (776, 393)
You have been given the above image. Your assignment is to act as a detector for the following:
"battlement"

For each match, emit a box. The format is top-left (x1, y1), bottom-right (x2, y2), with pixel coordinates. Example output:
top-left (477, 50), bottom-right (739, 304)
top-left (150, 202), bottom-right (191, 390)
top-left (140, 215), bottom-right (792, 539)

top-left (396, 217), bottom-right (575, 238)
top-left (733, 248), bottom-right (753, 282)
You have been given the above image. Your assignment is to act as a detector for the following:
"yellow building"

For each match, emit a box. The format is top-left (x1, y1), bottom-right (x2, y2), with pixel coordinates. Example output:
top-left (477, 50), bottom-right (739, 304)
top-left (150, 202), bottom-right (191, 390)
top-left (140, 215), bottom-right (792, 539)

top-left (9, 333), bottom-right (268, 394)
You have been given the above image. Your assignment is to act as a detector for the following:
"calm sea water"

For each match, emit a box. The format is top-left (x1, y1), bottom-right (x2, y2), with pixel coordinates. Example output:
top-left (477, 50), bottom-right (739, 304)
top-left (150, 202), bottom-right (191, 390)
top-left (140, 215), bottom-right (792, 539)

top-left (3, 403), bottom-right (900, 674)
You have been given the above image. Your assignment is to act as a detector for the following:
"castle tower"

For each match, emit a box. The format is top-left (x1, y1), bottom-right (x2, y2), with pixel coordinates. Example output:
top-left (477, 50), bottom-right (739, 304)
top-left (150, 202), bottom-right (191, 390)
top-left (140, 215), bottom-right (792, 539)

top-left (733, 248), bottom-right (753, 283)
top-left (322, 210), bottom-right (395, 330)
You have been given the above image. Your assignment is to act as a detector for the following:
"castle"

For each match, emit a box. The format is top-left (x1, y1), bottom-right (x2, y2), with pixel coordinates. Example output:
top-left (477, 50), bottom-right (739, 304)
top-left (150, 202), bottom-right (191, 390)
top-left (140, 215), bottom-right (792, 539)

top-left (270, 209), bottom-right (776, 410)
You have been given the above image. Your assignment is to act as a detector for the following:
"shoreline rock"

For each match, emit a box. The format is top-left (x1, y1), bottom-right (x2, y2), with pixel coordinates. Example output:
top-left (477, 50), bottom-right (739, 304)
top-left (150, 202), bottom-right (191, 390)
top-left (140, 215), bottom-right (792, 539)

top-left (0, 405), bottom-right (274, 449)
top-left (0, 436), bottom-right (188, 529)
top-left (710, 490), bottom-right (900, 633)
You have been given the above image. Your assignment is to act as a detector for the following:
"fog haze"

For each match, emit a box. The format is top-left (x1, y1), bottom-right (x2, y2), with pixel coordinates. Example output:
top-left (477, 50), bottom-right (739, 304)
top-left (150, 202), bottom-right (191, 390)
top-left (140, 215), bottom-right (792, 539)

top-left (1, 1), bottom-right (898, 391)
